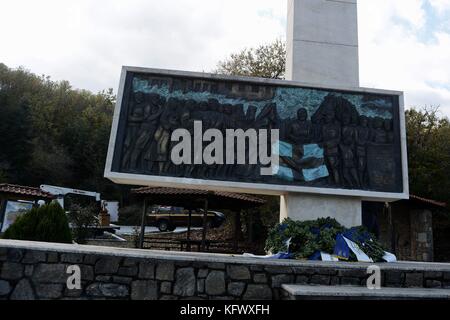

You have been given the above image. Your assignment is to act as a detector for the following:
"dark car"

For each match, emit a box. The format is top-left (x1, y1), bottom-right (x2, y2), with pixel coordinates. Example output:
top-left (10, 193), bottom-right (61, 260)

top-left (147, 206), bottom-right (225, 232)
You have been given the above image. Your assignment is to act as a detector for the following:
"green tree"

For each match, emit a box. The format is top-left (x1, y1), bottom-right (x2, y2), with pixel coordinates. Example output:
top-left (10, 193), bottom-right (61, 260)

top-left (406, 107), bottom-right (450, 204)
top-left (0, 63), bottom-right (120, 199)
top-left (216, 39), bottom-right (286, 79)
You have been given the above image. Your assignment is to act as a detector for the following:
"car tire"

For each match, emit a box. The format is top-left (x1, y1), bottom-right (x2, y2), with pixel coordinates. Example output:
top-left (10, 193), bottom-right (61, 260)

top-left (168, 225), bottom-right (176, 232)
top-left (157, 220), bottom-right (170, 232)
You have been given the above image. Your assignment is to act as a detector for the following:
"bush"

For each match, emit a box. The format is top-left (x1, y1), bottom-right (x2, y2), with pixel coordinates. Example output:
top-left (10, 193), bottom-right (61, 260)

top-left (67, 204), bottom-right (98, 244)
top-left (3, 202), bottom-right (72, 244)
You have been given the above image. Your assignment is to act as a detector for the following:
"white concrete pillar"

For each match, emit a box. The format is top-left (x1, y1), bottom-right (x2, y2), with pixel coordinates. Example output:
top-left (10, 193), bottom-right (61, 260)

top-left (286, 0), bottom-right (359, 87)
top-left (283, 0), bottom-right (362, 227)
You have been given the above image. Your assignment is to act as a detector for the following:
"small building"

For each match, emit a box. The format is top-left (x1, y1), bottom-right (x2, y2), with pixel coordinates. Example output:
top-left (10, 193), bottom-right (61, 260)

top-left (0, 183), bottom-right (55, 233)
top-left (363, 195), bottom-right (448, 262)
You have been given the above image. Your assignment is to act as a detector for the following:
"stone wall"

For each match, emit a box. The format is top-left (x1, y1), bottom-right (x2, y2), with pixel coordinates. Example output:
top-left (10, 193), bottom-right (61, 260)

top-left (1, 240), bottom-right (450, 300)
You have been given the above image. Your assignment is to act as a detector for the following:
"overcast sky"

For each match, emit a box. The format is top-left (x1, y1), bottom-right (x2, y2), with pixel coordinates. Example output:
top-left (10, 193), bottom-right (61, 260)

top-left (1, 0), bottom-right (450, 116)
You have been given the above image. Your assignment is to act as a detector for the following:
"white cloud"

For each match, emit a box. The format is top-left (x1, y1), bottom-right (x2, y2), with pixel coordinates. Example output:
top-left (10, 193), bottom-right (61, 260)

top-left (429, 0), bottom-right (450, 13)
top-left (358, 0), bottom-right (450, 115)
top-left (0, 0), bottom-right (449, 116)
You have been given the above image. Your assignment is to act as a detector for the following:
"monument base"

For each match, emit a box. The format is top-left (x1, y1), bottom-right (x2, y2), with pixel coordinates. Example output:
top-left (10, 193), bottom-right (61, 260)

top-left (280, 194), bottom-right (362, 228)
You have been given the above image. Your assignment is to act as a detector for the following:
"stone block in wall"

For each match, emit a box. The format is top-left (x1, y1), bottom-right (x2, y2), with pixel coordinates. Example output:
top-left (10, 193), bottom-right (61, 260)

top-left (338, 268), bottom-right (367, 278)
top-left (139, 262), bottom-right (155, 279)
top-left (425, 280), bottom-right (442, 288)
top-left (424, 271), bottom-right (443, 279)
top-left (117, 266), bottom-right (138, 277)
top-left (1, 262), bottom-right (24, 280)
top-left (197, 269), bottom-right (209, 279)
top-left (207, 263), bottom-right (225, 270)
top-left (96, 276), bottom-right (112, 282)
top-left (83, 254), bottom-right (99, 265)
top-left (340, 277), bottom-right (361, 286)
top-left (24, 265), bottom-right (34, 277)
top-left (205, 271), bottom-right (226, 296)
top-left (10, 279), bottom-right (34, 300)
top-left (113, 276), bottom-right (133, 285)
top-left (122, 258), bottom-right (139, 267)
top-left (7, 249), bottom-right (23, 262)
top-left (47, 252), bottom-right (59, 263)
top-left (173, 268), bottom-right (196, 297)
top-left (197, 279), bottom-right (205, 294)
top-left (60, 253), bottom-right (84, 264)
top-left (254, 273), bottom-right (267, 284)
top-left (86, 283), bottom-right (129, 298)
top-left (310, 275), bottom-right (330, 285)
top-left (264, 266), bottom-right (293, 274)
top-left (33, 264), bottom-right (67, 284)
top-left (22, 251), bottom-right (47, 264)
top-left (131, 280), bottom-right (157, 300)
top-left (0, 280), bottom-right (11, 296)
top-left (405, 273), bottom-right (424, 287)
top-left (384, 271), bottom-right (404, 287)
top-left (156, 262), bottom-right (175, 281)
top-left (243, 284), bottom-right (272, 300)
top-left (161, 281), bottom-right (172, 294)
top-left (295, 275), bottom-right (309, 284)
top-left (95, 257), bottom-right (121, 274)
top-left (0, 248), bottom-right (7, 261)
top-left (227, 265), bottom-right (251, 280)
top-left (228, 282), bottom-right (246, 297)
top-left (35, 284), bottom-right (64, 299)
top-left (160, 295), bottom-right (179, 300)
top-left (80, 265), bottom-right (94, 281)
top-left (271, 274), bottom-right (294, 288)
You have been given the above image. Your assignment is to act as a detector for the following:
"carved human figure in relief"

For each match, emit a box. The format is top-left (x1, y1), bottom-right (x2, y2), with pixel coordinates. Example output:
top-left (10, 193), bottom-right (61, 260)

top-left (371, 117), bottom-right (387, 144)
top-left (340, 112), bottom-right (360, 188)
top-left (356, 115), bottom-right (370, 187)
top-left (287, 108), bottom-right (312, 145)
top-left (122, 92), bottom-right (148, 170)
top-left (153, 98), bottom-right (179, 174)
top-left (132, 93), bottom-right (165, 172)
top-left (384, 119), bottom-right (394, 144)
top-left (322, 108), bottom-right (341, 186)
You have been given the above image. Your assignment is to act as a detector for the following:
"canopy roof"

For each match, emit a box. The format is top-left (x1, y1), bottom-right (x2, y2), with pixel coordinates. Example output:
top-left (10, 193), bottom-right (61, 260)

top-left (131, 187), bottom-right (266, 210)
top-left (0, 183), bottom-right (55, 202)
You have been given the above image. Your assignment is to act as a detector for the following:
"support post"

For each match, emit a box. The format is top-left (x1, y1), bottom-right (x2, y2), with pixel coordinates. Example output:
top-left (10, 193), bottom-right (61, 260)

top-left (201, 199), bottom-right (209, 252)
top-left (234, 210), bottom-right (241, 252)
top-left (139, 199), bottom-right (147, 249)
top-left (187, 209), bottom-right (192, 252)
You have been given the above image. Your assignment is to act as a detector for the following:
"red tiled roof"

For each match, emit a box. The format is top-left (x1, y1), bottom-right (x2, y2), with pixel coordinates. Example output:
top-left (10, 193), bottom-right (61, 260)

top-left (131, 187), bottom-right (266, 205)
top-left (0, 183), bottom-right (55, 200)
top-left (410, 194), bottom-right (447, 208)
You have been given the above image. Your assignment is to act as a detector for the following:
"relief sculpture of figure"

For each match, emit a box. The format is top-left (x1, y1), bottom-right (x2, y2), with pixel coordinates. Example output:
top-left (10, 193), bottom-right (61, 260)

top-left (384, 119), bottom-right (394, 144)
top-left (322, 108), bottom-right (341, 186)
top-left (371, 117), bottom-right (387, 144)
top-left (340, 112), bottom-right (360, 188)
top-left (140, 94), bottom-right (166, 173)
top-left (287, 108), bottom-right (312, 145)
top-left (356, 116), bottom-right (370, 187)
top-left (122, 92), bottom-right (148, 170)
top-left (153, 98), bottom-right (179, 174)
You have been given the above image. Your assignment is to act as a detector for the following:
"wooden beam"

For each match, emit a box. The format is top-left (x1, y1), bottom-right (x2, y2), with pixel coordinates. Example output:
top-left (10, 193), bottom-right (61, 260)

top-left (139, 199), bottom-right (147, 249)
top-left (201, 199), bottom-right (209, 252)
top-left (187, 209), bottom-right (192, 252)
top-left (234, 210), bottom-right (241, 252)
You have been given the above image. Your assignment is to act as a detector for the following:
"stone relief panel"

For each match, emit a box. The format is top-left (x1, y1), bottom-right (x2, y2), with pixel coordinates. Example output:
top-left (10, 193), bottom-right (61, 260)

top-left (111, 71), bottom-right (403, 193)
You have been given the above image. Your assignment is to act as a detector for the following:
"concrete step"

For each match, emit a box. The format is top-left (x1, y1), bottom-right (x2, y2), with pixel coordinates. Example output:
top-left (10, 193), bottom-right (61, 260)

top-left (281, 284), bottom-right (450, 300)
